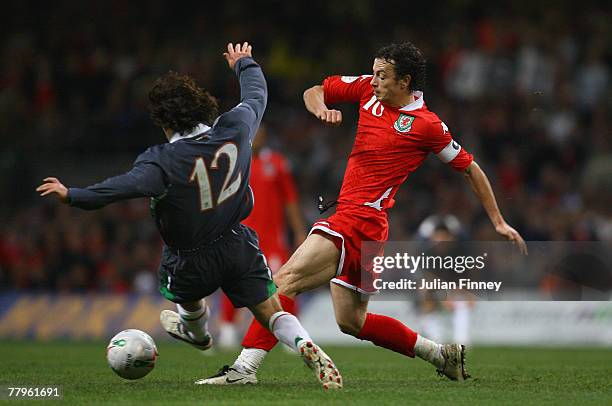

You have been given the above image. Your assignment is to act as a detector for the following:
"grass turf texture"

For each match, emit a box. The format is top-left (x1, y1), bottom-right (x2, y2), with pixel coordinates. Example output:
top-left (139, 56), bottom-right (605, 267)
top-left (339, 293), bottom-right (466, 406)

top-left (1, 341), bottom-right (611, 405)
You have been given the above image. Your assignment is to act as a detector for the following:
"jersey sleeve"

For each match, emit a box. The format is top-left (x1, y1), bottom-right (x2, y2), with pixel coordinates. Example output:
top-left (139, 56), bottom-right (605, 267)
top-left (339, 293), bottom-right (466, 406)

top-left (427, 120), bottom-right (474, 171)
top-left (214, 57), bottom-right (267, 143)
top-left (322, 75), bottom-right (372, 105)
top-left (67, 147), bottom-right (168, 210)
top-left (276, 155), bottom-right (298, 204)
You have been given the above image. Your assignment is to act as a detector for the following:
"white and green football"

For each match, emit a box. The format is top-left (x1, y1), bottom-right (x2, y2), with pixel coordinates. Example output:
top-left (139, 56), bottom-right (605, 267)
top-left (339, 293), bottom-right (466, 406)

top-left (106, 329), bottom-right (158, 380)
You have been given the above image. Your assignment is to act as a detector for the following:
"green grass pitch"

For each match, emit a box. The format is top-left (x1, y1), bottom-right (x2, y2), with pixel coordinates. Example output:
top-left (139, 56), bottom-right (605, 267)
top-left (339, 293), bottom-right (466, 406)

top-left (1, 341), bottom-right (611, 405)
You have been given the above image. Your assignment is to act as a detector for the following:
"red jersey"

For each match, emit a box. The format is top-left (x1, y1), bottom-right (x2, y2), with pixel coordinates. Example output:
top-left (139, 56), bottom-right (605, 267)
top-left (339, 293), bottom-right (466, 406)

top-left (323, 75), bottom-right (473, 211)
top-left (243, 148), bottom-right (298, 261)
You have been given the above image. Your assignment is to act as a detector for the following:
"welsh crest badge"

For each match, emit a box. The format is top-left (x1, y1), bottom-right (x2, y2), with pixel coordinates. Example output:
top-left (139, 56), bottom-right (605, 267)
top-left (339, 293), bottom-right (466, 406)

top-left (394, 114), bottom-right (415, 133)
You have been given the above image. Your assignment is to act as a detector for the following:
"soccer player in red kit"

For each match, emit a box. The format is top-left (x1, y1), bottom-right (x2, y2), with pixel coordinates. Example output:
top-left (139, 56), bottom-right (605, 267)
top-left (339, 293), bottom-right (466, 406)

top-left (201, 42), bottom-right (527, 384)
top-left (218, 124), bottom-right (306, 348)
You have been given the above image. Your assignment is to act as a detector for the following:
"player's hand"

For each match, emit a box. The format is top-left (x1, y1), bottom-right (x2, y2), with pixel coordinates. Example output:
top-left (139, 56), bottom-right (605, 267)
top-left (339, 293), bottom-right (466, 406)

top-left (36, 177), bottom-right (69, 204)
top-left (316, 108), bottom-right (342, 126)
top-left (223, 42), bottom-right (253, 69)
top-left (495, 222), bottom-right (528, 255)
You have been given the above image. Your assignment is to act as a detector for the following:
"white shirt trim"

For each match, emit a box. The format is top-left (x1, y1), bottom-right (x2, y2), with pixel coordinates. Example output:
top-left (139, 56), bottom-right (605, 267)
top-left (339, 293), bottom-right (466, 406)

top-left (169, 123), bottom-right (211, 143)
top-left (399, 91), bottom-right (424, 112)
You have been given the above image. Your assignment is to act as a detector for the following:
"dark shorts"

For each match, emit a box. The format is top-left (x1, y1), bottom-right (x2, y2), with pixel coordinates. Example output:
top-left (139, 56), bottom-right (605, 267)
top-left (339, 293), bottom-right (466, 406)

top-left (158, 224), bottom-right (277, 308)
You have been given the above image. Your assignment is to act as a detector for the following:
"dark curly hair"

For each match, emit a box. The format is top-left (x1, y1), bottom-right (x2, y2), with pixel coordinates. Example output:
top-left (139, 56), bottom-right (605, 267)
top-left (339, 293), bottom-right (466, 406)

top-left (374, 42), bottom-right (426, 91)
top-left (148, 71), bottom-right (219, 135)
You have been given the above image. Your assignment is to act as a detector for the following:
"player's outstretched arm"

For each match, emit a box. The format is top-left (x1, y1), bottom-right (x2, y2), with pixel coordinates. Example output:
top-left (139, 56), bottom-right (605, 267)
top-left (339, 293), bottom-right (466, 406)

top-left (221, 42), bottom-right (267, 139)
top-left (463, 161), bottom-right (528, 254)
top-left (37, 157), bottom-right (166, 210)
top-left (303, 85), bottom-right (342, 126)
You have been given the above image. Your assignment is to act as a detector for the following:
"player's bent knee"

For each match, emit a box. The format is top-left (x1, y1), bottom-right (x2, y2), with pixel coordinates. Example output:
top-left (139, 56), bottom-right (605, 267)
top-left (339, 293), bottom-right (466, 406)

top-left (336, 316), bottom-right (364, 337)
top-left (275, 265), bottom-right (303, 295)
top-left (274, 268), bottom-right (291, 294)
top-left (277, 277), bottom-right (300, 297)
top-left (274, 266), bottom-right (291, 288)
top-left (337, 320), bottom-right (360, 336)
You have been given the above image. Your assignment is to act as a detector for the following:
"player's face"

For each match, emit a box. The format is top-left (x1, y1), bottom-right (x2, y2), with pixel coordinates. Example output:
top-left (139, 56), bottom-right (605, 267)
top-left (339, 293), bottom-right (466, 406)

top-left (370, 58), bottom-right (408, 106)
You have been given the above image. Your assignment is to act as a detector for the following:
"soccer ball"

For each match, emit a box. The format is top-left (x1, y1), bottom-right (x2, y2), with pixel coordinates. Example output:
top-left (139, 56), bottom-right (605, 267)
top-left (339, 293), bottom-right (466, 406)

top-left (106, 329), bottom-right (158, 380)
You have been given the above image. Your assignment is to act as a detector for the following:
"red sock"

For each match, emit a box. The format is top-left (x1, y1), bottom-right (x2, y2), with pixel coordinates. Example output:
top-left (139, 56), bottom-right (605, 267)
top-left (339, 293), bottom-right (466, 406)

top-left (220, 294), bottom-right (237, 323)
top-left (357, 313), bottom-right (417, 357)
top-left (241, 294), bottom-right (296, 350)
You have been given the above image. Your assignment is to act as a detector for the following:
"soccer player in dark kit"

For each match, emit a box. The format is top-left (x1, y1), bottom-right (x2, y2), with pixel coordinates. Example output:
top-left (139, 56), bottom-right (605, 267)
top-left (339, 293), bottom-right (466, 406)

top-left (36, 42), bottom-right (342, 390)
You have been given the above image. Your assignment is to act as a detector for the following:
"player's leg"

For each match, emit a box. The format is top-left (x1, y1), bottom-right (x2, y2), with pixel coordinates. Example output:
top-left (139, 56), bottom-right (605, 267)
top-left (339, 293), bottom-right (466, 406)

top-left (331, 282), bottom-right (468, 381)
top-left (197, 232), bottom-right (341, 385)
top-left (275, 233), bottom-right (341, 297)
top-left (157, 246), bottom-right (213, 350)
top-left (252, 294), bottom-right (342, 389)
top-left (159, 299), bottom-right (213, 350)
top-left (331, 282), bottom-right (419, 356)
top-left (248, 294), bottom-right (310, 350)
top-left (239, 233), bottom-right (339, 355)
top-left (199, 293), bottom-right (342, 389)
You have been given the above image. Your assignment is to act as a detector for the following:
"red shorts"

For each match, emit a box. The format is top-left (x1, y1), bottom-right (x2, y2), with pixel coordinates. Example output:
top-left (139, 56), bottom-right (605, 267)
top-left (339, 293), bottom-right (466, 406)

top-left (310, 205), bottom-right (388, 294)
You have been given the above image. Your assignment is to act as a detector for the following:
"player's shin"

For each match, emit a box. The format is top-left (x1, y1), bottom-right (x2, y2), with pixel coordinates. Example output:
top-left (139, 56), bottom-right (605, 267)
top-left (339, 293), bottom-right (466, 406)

top-left (356, 313), bottom-right (445, 368)
top-left (241, 318), bottom-right (278, 350)
top-left (357, 313), bottom-right (432, 360)
top-left (234, 318), bottom-right (277, 375)
top-left (240, 293), bottom-right (296, 350)
top-left (414, 334), bottom-right (444, 369)
top-left (235, 294), bottom-right (298, 374)
top-left (269, 311), bottom-right (312, 351)
top-left (267, 311), bottom-right (343, 389)
top-left (232, 347), bottom-right (268, 375)
top-left (177, 301), bottom-right (210, 341)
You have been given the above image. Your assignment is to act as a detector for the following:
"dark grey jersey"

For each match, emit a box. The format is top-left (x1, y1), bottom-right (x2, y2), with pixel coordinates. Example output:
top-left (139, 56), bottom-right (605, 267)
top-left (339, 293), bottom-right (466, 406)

top-left (67, 57), bottom-right (267, 249)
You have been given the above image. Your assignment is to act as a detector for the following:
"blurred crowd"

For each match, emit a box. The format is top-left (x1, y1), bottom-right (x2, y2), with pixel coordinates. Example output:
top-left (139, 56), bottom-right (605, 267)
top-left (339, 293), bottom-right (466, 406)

top-left (1, 1), bottom-right (610, 292)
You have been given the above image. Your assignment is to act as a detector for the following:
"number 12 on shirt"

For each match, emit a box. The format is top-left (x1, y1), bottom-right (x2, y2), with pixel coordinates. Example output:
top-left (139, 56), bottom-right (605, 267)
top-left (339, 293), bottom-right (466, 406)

top-left (190, 143), bottom-right (242, 211)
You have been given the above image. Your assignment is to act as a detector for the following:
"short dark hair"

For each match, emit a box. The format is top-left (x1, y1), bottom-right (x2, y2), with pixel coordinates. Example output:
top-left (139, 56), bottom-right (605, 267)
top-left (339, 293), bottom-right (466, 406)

top-left (148, 71), bottom-right (219, 135)
top-left (374, 42), bottom-right (426, 91)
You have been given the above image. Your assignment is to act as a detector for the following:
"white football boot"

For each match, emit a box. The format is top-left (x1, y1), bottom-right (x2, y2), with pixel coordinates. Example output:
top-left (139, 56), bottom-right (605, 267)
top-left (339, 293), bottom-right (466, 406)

top-left (437, 343), bottom-right (470, 381)
top-left (299, 341), bottom-right (343, 390)
top-left (160, 309), bottom-right (213, 351)
top-left (194, 365), bottom-right (257, 385)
